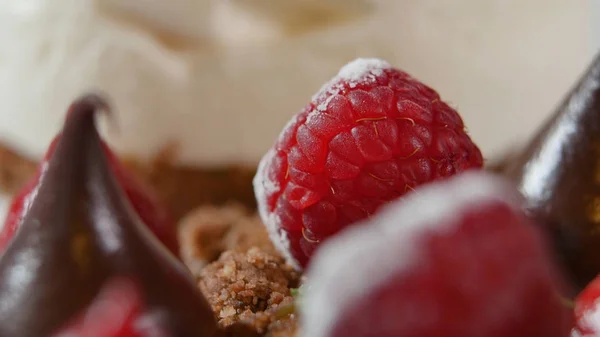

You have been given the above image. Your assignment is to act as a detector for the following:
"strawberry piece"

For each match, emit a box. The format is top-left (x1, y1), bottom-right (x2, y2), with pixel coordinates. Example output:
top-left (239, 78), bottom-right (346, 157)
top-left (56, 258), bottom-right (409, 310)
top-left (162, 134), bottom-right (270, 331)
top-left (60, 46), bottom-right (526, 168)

top-left (301, 172), bottom-right (572, 337)
top-left (573, 275), bottom-right (600, 336)
top-left (254, 58), bottom-right (483, 268)
top-left (0, 97), bottom-right (178, 255)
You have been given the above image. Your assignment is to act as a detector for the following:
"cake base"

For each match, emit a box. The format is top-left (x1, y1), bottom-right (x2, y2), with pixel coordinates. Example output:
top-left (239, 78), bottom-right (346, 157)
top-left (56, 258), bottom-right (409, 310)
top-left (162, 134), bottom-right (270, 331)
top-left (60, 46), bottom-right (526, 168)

top-left (0, 142), bottom-right (257, 221)
top-left (126, 159), bottom-right (257, 221)
top-left (179, 204), bottom-right (299, 337)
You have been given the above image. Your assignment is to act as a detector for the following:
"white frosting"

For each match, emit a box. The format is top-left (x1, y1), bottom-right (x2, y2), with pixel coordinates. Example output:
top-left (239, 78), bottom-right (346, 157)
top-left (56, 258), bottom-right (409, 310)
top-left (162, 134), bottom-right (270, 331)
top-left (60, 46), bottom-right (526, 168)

top-left (100, 0), bottom-right (210, 40)
top-left (0, 0), bottom-right (375, 166)
top-left (0, 0), bottom-right (590, 167)
top-left (300, 171), bottom-right (523, 337)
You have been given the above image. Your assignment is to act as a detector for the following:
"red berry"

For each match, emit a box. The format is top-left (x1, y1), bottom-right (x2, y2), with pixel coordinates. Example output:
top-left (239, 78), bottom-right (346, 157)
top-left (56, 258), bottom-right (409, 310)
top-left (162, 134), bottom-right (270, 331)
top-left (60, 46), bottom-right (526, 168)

top-left (301, 172), bottom-right (572, 337)
top-left (573, 275), bottom-right (600, 336)
top-left (52, 278), bottom-right (161, 337)
top-left (254, 58), bottom-right (484, 268)
top-left (0, 100), bottom-right (178, 255)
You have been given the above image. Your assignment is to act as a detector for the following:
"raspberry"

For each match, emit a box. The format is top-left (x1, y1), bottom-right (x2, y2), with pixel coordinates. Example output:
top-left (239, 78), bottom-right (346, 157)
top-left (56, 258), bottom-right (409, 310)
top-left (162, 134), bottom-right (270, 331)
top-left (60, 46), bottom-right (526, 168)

top-left (573, 275), bottom-right (600, 336)
top-left (300, 172), bottom-right (572, 337)
top-left (254, 58), bottom-right (483, 268)
top-left (0, 95), bottom-right (178, 255)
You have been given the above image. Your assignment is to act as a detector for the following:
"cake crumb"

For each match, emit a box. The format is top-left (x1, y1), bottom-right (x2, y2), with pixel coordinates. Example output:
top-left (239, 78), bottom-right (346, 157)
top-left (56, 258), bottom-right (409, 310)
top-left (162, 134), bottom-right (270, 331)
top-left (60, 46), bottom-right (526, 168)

top-left (125, 144), bottom-right (257, 220)
top-left (179, 204), bottom-right (275, 276)
top-left (199, 248), bottom-right (300, 336)
top-left (0, 145), bottom-right (37, 195)
top-left (487, 150), bottom-right (520, 173)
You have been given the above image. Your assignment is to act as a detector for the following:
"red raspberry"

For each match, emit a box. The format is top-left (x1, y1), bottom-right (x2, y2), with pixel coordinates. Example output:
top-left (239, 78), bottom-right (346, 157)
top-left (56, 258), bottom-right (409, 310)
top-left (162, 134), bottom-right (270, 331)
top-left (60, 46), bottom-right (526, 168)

top-left (573, 275), bottom-right (600, 336)
top-left (301, 172), bottom-right (572, 337)
top-left (0, 96), bottom-right (178, 255)
top-left (254, 58), bottom-right (483, 268)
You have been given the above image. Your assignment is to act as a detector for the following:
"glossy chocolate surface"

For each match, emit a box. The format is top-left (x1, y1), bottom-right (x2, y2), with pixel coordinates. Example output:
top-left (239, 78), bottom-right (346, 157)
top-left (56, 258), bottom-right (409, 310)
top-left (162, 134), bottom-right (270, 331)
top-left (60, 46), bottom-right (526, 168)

top-left (505, 55), bottom-right (600, 289)
top-left (0, 95), bottom-right (219, 337)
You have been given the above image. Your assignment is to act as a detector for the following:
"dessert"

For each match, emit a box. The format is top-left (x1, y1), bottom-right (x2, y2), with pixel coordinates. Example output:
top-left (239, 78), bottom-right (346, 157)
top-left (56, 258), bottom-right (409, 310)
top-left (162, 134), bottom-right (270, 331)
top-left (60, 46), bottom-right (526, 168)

top-left (504, 53), bottom-right (600, 290)
top-left (300, 172), bottom-right (571, 337)
top-left (254, 58), bottom-right (483, 268)
top-left (0, 98), bottom-right (219, 336)
top-left (0, 51), bottom-right (596, 335)
top-left (0, 0), bottom-right (373, 218)
top-left (0, 1), bottom-right (589, 221)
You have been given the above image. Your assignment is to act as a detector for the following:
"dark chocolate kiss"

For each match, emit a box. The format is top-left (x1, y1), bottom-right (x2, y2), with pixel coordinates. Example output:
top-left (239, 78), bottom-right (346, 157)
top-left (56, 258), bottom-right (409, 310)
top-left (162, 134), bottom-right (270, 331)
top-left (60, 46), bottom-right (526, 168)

top-left (0, 95), bottom-right (220, 337)
top-left (505, 54), bottom-right (600, 290)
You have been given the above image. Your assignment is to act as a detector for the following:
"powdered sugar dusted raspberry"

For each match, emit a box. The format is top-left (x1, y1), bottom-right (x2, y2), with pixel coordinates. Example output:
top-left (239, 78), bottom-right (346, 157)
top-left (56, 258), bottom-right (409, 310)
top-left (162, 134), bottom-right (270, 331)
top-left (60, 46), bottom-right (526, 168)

top-left (300, 171), bottom-right (524, 337)
top-left (254, 58), bottom-right (483, 268)
top-left (337, 58), bottom-right (390, 84)
top-left (312, 58), bottom-right (391, 101)
top-left (254, 148), bottom-right (300, 269)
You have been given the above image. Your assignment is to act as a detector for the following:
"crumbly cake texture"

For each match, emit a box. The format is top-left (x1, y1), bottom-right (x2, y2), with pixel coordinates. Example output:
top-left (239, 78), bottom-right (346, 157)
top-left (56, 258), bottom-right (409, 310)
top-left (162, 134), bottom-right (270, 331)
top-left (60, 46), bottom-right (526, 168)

top-left (126, 157), bottom-right (256, 220)
top-left (0, 142), bottom-right (256, 221)
top-left (486, 150), bottom-right (519, 174)
top-left (199, 248), bottom-right (299, 336)
top-left (0, 145), bottom-right (37, 196)
top-left (179, 204), bottom-right (275, 277)
top-left (179, 204), bottom-right (300, 337)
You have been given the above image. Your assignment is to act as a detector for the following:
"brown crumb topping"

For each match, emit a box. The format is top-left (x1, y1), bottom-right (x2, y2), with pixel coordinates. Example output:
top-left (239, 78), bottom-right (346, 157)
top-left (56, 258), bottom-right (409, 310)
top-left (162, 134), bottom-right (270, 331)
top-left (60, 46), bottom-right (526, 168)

top-left (0, 142), bottom-right (256, 223)
top-left (179, 204), bottom-right (275, 277)
top-left (199, 248), bottom-right (299, 336)
top-left (123, 143), bottom-right (256, 220)
top-left (0, 145), bottom-right (37, 195)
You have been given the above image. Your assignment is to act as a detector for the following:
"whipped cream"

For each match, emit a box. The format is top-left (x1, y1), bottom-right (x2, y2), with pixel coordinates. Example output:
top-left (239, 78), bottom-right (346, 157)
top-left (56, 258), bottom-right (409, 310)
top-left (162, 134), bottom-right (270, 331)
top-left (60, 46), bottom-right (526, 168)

top-left (0, 0), bottom-right (591, 166)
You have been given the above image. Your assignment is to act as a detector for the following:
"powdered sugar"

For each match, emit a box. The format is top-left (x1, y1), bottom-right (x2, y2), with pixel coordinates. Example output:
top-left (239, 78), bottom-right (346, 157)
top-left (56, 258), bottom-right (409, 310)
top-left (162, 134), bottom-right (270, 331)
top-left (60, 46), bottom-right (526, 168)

top-left (300, 171), bottom-right (523, 337)
top-left (312, 58), bottom-right (391, 102)
top-left (338, 58), bottom-right (390, 83)
top-left (316, 94), bottom-right (336, 112)
top-left (253, 148), bottom-right (302, 270)
top-left (576, 297), bottom-right (600, 335)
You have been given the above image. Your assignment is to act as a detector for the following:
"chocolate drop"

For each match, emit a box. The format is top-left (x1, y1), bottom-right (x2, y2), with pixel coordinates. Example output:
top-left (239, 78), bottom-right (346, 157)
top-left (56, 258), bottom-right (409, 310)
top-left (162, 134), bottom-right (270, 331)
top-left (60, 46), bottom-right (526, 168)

top-left (0, 94), bottom-right (220, 337)
top-left (505, 54), bottom-right (600, 289)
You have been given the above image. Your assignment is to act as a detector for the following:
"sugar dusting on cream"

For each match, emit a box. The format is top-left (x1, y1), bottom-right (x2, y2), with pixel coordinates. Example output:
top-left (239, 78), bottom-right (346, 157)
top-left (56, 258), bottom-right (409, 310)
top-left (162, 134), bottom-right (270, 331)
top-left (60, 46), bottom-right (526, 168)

top-left (300, 171), bottom-right (523, 337)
